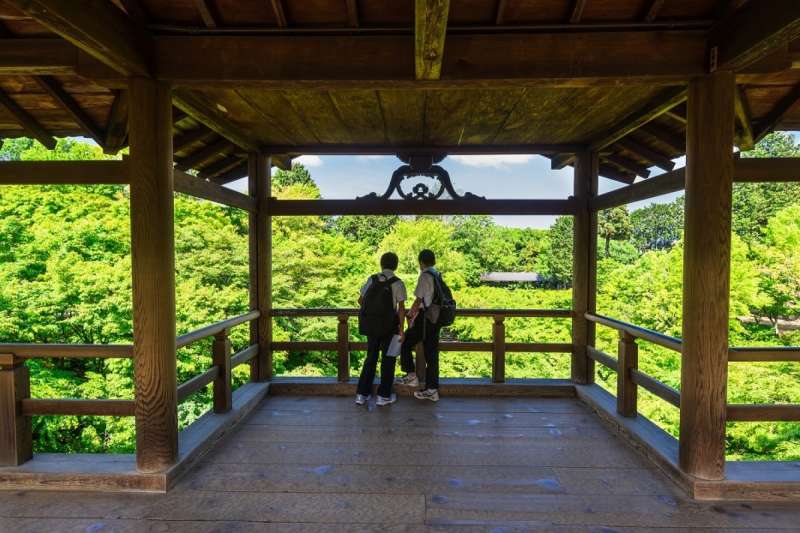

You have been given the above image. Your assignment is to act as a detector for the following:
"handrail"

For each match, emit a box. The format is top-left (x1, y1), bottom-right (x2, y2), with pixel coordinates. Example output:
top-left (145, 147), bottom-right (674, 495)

top-left (271, 340), bottom-right (573, 353)
top-left (177, 367), bottom-right (220, 403)
top-left (631, 369), bottom-right (681, 408)
top-left (271, 308), bottom-right (573, 318)
top-left (21, 398), bottom-right (135, 417)
top-left (0, 344), bottom-right (133, 359)
top-left (727, 404), bottom-right (800, 422)
top-left (729, 347), bottom-right (800, 362)
top-left (176, 310), bottom-right (261, 349)
top-left (231, 344), bottom-right (258, 368)
top-left (585, 313), bottom-right (682, 352)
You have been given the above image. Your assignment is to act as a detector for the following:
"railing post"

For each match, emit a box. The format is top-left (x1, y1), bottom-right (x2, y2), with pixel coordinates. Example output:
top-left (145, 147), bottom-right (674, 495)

top-left (249, 152), bottom-right (272, 382)
top-left (617, 332), bottom-right (638, 417)
top-left (492, 315), bottom-right (506, 383)
top-left (212, 330), bottom-right (232, 413)
top-left (0, 354), bottom-right (32, 466)
top-left (337, 314), bottom-right (349, 382)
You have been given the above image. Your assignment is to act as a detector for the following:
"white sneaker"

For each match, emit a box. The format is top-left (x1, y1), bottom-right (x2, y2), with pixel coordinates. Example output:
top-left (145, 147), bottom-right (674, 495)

top-left (355, 394), bottom-right (370, 405)
top-left (376, 393), bottom-right (397, 406)
top-left (414, 389), bottom-right (439, 402)
top-left (395, 374), bottom-right (419, 387)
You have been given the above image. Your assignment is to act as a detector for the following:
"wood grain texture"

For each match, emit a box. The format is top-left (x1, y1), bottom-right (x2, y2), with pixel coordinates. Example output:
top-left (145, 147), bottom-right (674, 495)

top-left (173, 168), bottom-right (255, 212)
top-left (617, 332), bottom-right (638, 417)
top-left (571, 151), bottom-right (598, 385)
top-left (212, 332), bottom-right (232, 413)
top-left (590, 167), bottom-right (685, 211)
top-left (103, 89), bottom-right (129, 154)
top-left (20, 398), bottom-right (135, 416)
top-left (0, 360), bottom-right (31, 466)
top-left (680, 71), bottom-right (735, 481)
top-left (0, 87), bottom-right (55, 148)
top-left (249, 153), bottom-right (272, 381)
top-left (415, 0), bottom-right (449, 80)
top-left (129, 77), bottom-right (178, 473)
top-left (33, 75), bottom-right (103, 145)
top-left (492, 315), bottom-right (505, 383)
top-left (726, 404), bottom-right (800, 422)
top-left (0, 160), bottom-right (128, 184)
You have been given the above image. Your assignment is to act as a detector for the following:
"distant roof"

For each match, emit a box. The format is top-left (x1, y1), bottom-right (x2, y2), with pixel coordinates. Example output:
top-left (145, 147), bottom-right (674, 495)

top-left (480, 272), bottom-right (540, 283)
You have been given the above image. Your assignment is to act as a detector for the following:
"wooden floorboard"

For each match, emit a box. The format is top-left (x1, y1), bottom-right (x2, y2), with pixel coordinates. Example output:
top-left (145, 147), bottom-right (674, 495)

top-left (1, 395), bottom-right (800, 530)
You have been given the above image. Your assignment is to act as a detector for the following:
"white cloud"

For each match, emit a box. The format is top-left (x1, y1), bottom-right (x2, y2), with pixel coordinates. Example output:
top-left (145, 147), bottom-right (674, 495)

top-left (293, 155), bottom-right (323, 167)
top-left (356, 155), bottom-right (386, 161)
top-left (449, 154), bottom-right (534, 168)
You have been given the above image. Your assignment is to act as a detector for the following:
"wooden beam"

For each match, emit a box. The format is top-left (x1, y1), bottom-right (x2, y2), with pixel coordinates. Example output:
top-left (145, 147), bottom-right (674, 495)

top-left (753, 83), bottom-right (800, 142)
top-left (550, 154), bottom-right (575, 170)
top-left (709, 0), bottom-right (800, 72)
top-left (734, 157), bottom-right (800, 182)
top-left (599, 164), bottom-right (636, 184)
top-left (0, 38), bottom-right (77, 75)
top-left (726, 404), bottom-right (800, 422)
top-left (415, 0), bottom-right (450, 80)
top-left (604, 154), bottom-right (652, 178)
top-left (117, 0), bottom-right (149, 23)
top-left (589, 87), bottom-right (687, 152)
top-left (591, 167), bottom-right (685, 211)
top-left (34, 75), bottom-right (104, 146)
top-left (569, 0), bottom-right (587, 23)
top-left (615, 137), bottom-right (675, 171)
top-left (640, 123), bottom-right (685, 153)
top-left (734, 86), bottom-right (755, 151)
top-left (494, 0), bottom-right (507, 25)
top-left (174, 126), bottom-right (213, 154)
top-left (642, 0), bottom-right (665, 22)
top-left (103, 89), bottom-right (129, 155)
top-left (345, 0), bottom-right (359, 27)
top-left (249, 153), bottom-right (272, 381)
top-left (176, 137), bottom-right (235, 170)
top-left (0, 88), bottom-right (56, 149)
top-left (572, 151), bottom-right (598, 385)
top-left (0, 160), bottom-right (128, 184)
top-left (211, 161), bottom-right (248, 184)
top-left (195, 0), bottom-right (218, 28)
top-left (128, 77), bottom-right (178, 473)
top-left (0, 357), bottom-right (31, 466)
top-left (680, 70), bottom-right (735, 481)
top-left (663, 109), bottom-right (687, 125)
top-left (198, 154), bottom-right (245, 179)
top-left (5, 0), bottom-right (152, 77)
top-left (260, 143), bottom-right (580, 155)
top-left (173, 90), bottom-right (258, 152)
top-left (173, 167), bottom-right (255, 211)
top-left (270, 0), bottom-right (288, 27)
top-left (268, 198), bottom-right (577, 216)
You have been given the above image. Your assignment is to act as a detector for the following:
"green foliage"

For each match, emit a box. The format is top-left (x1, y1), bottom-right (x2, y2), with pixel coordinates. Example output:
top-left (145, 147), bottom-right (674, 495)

top-left (537, 216), bottom-right (573, 288)
top-left (630, 198), bottom-right (684, 252)
top-left (598, 206), bottom-right (632, 258)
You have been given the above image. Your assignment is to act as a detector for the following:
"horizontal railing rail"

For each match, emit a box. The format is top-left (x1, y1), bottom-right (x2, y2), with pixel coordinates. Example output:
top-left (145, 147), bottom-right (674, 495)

top-left (728, 346), bottom-right (800, 362)
top-left (585, 313), bottom-right (682, 352)
top-left (176, 310), bottom-right (261, 349)
top-left (20, 398), bottom-right (135, 417)
top-left (0, 344), bottom-right (133, 359)
top-left (270, 307), bottom-right (573, 383)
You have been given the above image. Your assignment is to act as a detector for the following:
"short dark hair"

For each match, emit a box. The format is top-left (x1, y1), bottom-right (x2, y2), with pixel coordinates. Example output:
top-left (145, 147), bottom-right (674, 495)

top-left (418, 249), bottom-right (436, 267)
top-left (380, 252), bottom-right (399, 271)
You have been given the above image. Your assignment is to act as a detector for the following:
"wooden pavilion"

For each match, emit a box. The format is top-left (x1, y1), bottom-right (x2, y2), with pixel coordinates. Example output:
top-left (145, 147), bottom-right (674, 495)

top-left (1, 0), bottom-right (800, 528)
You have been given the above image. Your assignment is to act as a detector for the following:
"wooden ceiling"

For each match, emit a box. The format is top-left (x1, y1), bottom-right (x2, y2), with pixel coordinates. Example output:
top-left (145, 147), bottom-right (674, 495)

top-left (0, 0), bottom-right (799, 185)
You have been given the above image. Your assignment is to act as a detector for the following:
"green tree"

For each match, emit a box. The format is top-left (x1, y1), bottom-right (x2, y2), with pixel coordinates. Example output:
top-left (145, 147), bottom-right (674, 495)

top-left (272, 163), bottom-right (315, 193)
top-left (332, 215), bottom-right (399, 249)
top-left (537, 216), bottom-right (573, 288)
top-left (598, 206), bottom-right (632, 257)
top-left (630, 198), bottom-right (684, 252)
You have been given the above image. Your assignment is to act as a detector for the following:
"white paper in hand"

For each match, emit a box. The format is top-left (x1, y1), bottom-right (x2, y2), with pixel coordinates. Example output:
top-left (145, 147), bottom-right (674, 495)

top-left (386, 334), bottom-right (402, 357)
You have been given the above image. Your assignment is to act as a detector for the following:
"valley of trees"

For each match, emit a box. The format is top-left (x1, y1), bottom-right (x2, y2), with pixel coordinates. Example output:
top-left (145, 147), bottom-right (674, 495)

top-left (0, 133), bottom-right (798, 461)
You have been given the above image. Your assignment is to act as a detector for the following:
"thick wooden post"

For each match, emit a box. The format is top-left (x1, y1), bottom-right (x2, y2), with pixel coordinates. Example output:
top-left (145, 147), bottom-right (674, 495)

top-left (249, 152), bottom-right (272, 381)
top-left (572, 150), bottom-right (599, 384)
top-left (337, 314), bottom-right (350, 382)
top-left (492, 315), bottom-right (506, 383)
top-left (0, 354), bottom-right (32, 466)
top-left (680, 71), bottom-right (735, 481)
top-left (617, 332), bottom-right (638, 417)
top-left (129, 77), bottom-right (178, 472)
top-left (212, 330), bottom-right (232, 413)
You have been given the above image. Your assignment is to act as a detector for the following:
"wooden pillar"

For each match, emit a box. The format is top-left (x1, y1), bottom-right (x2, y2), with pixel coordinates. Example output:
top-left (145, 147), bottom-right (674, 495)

top-left (571, 150), bottom-right (599, 384)
top-left (617, 332), bottom-right (638, 417)
top-left (212, 330), bottom-right (232, 413)
top-left (129, 77), bottom-right (178, 473)
top-left (0, 354), bottom-right (32, 466)
top-left (492, 315), bottom-right (506, 383)
top-left (679, 71), bottom-right (735, 481)
top-left (249, 153), bottom-right (272, 381)
top-left (337, 314), bottom-right (350, 382)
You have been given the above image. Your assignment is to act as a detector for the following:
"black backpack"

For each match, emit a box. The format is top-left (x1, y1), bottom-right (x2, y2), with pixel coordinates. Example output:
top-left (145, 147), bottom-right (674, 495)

top-left (358, 274), bottom-right (399, 337)
top-left (427, 271), bottom-right (457, 327)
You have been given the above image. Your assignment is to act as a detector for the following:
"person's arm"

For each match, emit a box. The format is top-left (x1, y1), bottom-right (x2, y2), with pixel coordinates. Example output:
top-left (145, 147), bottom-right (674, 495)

top-left (397, 301), bottom-right (406, 340)
top-left (408, 297), bottom-right (423, 321)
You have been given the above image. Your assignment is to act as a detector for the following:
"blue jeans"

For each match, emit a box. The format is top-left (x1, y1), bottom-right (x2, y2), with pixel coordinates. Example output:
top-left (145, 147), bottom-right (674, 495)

top-left (356, 335), bottom-right (396, 398)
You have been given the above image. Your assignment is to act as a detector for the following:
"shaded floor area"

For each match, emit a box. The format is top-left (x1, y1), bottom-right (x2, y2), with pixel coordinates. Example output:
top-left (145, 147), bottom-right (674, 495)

top-left (1, 395), bottom-right (800, 531)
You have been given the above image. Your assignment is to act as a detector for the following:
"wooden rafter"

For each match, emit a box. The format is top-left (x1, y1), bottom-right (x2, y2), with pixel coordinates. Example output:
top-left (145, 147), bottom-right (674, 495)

top-left (599, 164), bottom-right (635, 184)
top-left (195, 0), bottom-right (218, 28)
top-left (709, 0), bottom-right (800, 72)
top-left (604, 154), bottom-right (651, 178)
top-left (663, 108), bottom-right (687, 125)
top-left (200, 155), bottom-right (245, 179)
top-left (34, 75), bottom-right (104, 146)
top-left (174, 126), bottom-right (213, 154)
top-left (641, 123), bottom-right (685, 153)
top-left (5, 0), bottom-right (152, 77)
top-left (550, 154), bottom-right (575, 170)
top-left (270, 0), bottom-right (288, 27)
top-left (211, 161), bottom-right (248, 184)
top-left (415, 0), bottom-right (450, 80)
top-left (345, 0), bottom-right (359, 28)
top-left (569, 0), bottom-right (587, 23)
top-left (734, 86), bottom-right (755, 150)
top-left (495, 0), bottom-right (507, 25)
top-left (0, 88), bottom-right (56, 149)
top-left (642, 0), bottom-right (665, 22)
top-left (615, 137), bottom-right (675, 171)
top-left (116, 0), bottom-right (148, 23)
top-left (173, 90), bottom-right (257, 152)
top-left (176, 137), bottom-right (235, 170)
top-left (103, 89), bottom-right (128, 155)
top-left (754, 83), bottom-right (800, 143)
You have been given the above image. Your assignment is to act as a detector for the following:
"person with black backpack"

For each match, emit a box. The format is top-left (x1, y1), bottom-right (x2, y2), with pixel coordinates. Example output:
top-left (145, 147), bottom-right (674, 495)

top-left (356, 252), bottom-right (407, 406)
top-left (397, 249), bottom-right (456, 402)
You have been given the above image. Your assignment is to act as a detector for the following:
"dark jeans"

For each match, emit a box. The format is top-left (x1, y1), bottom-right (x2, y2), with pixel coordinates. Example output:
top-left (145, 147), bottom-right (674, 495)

top-left (356, 335), bottom-right (396, 398)
top-left (400, 316), bottom-right (441, 390)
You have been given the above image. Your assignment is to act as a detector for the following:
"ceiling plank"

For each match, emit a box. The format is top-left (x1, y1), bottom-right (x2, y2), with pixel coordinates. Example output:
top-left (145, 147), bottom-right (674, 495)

top-left (642, 0), bottom-right (665, 22)
top-left (569, 0), bottom-right (587, 23)
top-left (709, 0), bottom-right (800, 72)
top-left (734, 86), bottom-right (755, 151)
top-left (174, 126), bottom-right (213, 153)
top-left (495, 0), bottom-right (507, 25)
top-left (195, 0), bottom-right (218, 28)
top-left (103, 89), bottom-right (128, 155)
top-left (176, 137), bottom-right (235, 170)
top-left (415, 0), bottom-right (450, 80)
top-left (34, 75), bottom-right (104, 146)
top-left (0, 88), bottom-right (56, 149)
top-left (753, 83), bottom-right (800, 143)
top-left (199, 154), bottom-right (245, 179)
top-left (4, 0), bottom-right (152, 77)
top-left (270, 0), bottom-right (288, 27)
top-left (588, 87), bottom-right (687, 152)
top-left (640, 123), bottom-right (685, 153)
top-left (173, 90), bottom-right (258, 152)
top-left (345, 0), bottom-right (359, 27)
top-left (604, 154), bottom-right (652, 178)
top-left (615, 137), bottom-right (675, 171)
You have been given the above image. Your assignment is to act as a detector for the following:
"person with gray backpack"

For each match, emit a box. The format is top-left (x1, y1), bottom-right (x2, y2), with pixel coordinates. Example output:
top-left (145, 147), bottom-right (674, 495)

top-left (356, 252), bottom-right (407, 406)
top-left (396, 249), bottom-right (456, 402)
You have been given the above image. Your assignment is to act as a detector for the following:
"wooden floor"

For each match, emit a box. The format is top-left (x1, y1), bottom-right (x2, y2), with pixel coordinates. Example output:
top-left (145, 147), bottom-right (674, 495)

top-left (2, 395), bottom-right (800, 532)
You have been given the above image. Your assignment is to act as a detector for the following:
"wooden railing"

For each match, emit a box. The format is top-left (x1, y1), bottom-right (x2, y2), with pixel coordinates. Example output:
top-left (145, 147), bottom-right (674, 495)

top-left (585, 312), bottom-right (800, 422)
top-left (271, 308), bottom-right (573, 383)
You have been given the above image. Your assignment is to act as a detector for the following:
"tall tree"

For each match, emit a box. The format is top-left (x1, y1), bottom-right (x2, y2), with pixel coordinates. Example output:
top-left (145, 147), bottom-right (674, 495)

top-left (598, 206), bottom-right (632, 257)
top-left (630, 198), bottom-right (684, 252)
